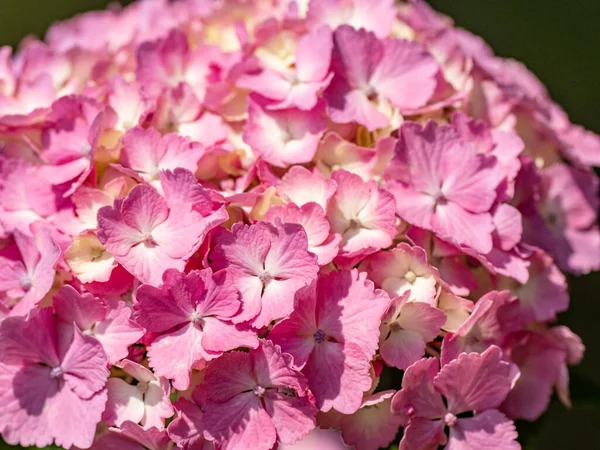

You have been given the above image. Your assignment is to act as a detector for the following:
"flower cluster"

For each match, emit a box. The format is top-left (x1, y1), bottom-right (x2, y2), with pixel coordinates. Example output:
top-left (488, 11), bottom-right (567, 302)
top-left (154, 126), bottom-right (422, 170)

top-left (0, 0), bottom-right (596, 449)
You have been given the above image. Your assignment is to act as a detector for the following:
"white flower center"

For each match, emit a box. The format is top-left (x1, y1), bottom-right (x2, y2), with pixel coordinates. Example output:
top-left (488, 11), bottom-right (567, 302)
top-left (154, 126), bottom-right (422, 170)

top-left (444, 412), bottom-right (458, 427)
top-left (137, 381), bottom-right (149, 394)
top-left (253, 385), bottom-right (266, 397)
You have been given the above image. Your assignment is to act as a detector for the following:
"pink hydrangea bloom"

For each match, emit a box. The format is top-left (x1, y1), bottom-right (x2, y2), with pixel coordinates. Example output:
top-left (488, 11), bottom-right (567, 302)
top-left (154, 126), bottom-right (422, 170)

top-left (243, 97), bottom-right (327, 168)
top-left (276, 165), bottom-right (337, 210)
top-left (360, 243), bottom-right (439, 304)
top-left (134, 268), bottom-right (258, 390)
top-left (264, 202), bottom-right (342, 265)
top-left (104, 359), bottom-right (174, 430)
top-left (320, 390), bottom-right (404, 450)
top-left (385, 120), bottom-right (500, 253)
top-left (270, 270), bottom-right (390, 413)
top-left (0, 223), bottom-right (61, 316)
top-left (326, 169), bottom-right (397, 265)
top-left (324, 26), bottom-right (439, 130)
top-left (97, 168), bottom-right (227, 285)
top-left (502, 327), bottom-right (583, 421)
top-left (391, 346), bottom-right (520, 450)
top-left (379, 293), bottom-right (446, 370)
top-left (238, 26), bottom-right (333, 111)
top-left (53, 285), bottom-right (144, 364)
top-left (440, 291), bottom-right (515, 366)
top-left (201, 340), bottom-right (318, 450)
top-left (522, 163), bottom-right (600, 274)
top-left (210, 221), bottom-right (319, 328)
top-left (119, 126), bottom-right (205, 185)
top-left (0, 308), bottom-right (109, 448)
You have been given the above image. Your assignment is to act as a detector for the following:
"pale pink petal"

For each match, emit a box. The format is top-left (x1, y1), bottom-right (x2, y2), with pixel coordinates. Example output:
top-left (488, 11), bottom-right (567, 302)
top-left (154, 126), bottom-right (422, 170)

top-left (447, 410), bottom-right (520, 450)
top-left (104, 377), bottom-right (146, 427)
top-left (432, 202), bottom-right (494, 254)
top-left (295, 25), bottom-right (333, 83)
top-left (142, 377), bottom-right (174, 429)
top-left (493, 204), bottom-right (523, 251)
top-left (93, 300), bottom-right (145, 364)
top-left (237, 70), bottom-right (292, 103)
top-left (243, 98), bottom-right (326, 168)
top-left (277, 166), bottom-right (337, 210)
top-left (47, 382), bottom-right (108, 449)
top-left (370, 38), bottom-right (438, 110)
top-left (201, 317), bottom-right (258, 353)
top-left (434, 346), bottom-right (511, 414)
top-left (148, 323), bottom-right (208, 391)
top-left (278, 427), bottom-right (350, 449)
top-left (317, 270), bottom-right (389, 358)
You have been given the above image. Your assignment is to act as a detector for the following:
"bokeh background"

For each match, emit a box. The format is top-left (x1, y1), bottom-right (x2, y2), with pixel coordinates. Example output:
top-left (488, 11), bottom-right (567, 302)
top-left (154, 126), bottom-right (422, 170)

top-left (0, 1), bottom-right (598, 449)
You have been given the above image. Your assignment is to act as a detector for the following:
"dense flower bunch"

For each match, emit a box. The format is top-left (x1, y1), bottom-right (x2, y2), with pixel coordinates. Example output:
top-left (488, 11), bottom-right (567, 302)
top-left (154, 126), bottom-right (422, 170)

top-left (0, 0), bottom-right (597, 449)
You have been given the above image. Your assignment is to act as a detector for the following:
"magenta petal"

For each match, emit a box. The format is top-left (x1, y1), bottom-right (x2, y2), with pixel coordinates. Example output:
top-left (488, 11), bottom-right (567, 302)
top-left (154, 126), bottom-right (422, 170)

top-left (135, 270), bottom-right (203, 332)
top-left (0, 309), bottom-right (60, 366)
top-left (203, 351), bottom-right (255, 403)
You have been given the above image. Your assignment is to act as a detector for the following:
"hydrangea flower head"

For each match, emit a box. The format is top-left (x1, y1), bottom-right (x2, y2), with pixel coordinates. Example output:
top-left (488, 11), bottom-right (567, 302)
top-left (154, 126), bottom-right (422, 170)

top-left (0, 0), bottom-right (597, 448)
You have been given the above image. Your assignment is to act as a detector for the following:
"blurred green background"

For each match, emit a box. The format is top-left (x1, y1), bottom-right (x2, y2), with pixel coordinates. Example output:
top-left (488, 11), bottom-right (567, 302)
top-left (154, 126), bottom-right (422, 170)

top-left (0, 0), bottom-right (598, 449)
